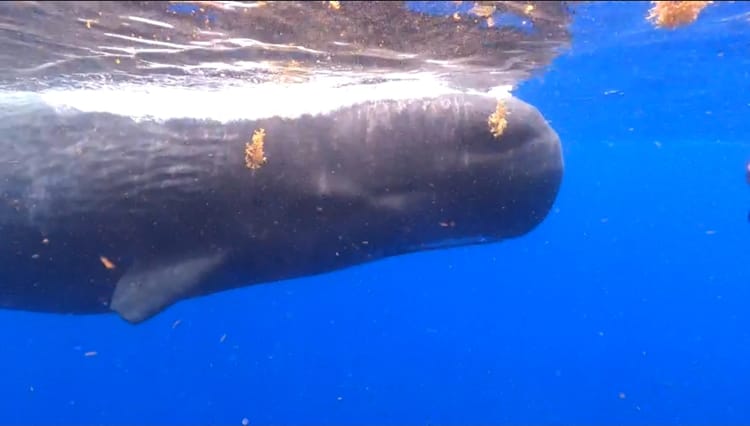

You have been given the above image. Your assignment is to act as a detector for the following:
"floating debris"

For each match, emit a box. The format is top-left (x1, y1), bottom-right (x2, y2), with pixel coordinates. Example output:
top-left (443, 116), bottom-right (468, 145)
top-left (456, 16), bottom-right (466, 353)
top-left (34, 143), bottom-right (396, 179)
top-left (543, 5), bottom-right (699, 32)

top-left (470, 3), bottom-right (496, 18)
top-left (99, 256), bottom-right (116, 270)
top-left (84, 351), bottom-right (98, 357)
top-left (487, 100), bottom-right (508, 139)
top-left (328, 1), bottom-right (341, 10)
top-left (245, 128), bottom-right (268, 170)
top-left (647, 1), bottom-right (712, 29)
top-left (470, 2), bottom-right (496, 27)
top-left (275, 60), bottom-right (310, 84)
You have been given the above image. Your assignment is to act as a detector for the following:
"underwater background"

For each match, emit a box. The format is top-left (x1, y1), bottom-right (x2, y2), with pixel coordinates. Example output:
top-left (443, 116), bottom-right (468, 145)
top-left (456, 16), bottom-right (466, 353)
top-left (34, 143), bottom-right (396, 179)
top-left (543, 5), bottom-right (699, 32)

top-left (1, 1), bottom-right (749, 425)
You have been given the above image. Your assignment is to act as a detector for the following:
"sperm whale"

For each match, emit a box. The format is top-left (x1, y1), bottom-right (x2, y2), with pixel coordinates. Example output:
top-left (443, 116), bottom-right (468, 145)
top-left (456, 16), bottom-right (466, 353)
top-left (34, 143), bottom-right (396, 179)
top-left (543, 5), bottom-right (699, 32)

top-left (0, 92), bottom-right (563, 323)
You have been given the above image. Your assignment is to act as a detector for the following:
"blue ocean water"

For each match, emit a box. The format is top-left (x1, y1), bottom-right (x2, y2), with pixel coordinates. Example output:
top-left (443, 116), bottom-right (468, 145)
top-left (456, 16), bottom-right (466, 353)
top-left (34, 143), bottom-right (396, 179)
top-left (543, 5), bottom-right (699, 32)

top-left (1, 1), bottom-right (749, 425)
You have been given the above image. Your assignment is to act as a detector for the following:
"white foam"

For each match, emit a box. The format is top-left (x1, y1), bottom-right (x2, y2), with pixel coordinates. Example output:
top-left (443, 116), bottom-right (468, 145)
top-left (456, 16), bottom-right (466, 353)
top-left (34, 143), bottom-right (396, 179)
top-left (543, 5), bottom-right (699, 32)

top-left (26, 76), bottom-right (513, 122)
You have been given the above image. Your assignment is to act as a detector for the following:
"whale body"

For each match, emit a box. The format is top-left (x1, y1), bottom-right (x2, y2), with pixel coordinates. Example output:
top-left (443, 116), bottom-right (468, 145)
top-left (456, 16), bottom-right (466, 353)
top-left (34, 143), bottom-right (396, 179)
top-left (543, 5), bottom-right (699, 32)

top-left (0, 93), bottom-right (563, 323)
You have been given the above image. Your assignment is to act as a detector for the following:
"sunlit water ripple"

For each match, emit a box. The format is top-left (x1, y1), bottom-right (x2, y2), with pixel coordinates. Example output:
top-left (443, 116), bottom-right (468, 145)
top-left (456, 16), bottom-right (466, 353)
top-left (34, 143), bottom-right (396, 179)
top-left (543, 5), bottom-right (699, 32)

top-left (0, 1), bottom-right (580, 119)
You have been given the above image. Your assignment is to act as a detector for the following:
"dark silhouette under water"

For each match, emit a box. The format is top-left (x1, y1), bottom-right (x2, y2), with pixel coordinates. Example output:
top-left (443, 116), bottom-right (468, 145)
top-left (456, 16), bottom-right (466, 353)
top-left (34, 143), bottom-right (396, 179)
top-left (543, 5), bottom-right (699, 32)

top-left (0, 94), bottom-right (563, 324)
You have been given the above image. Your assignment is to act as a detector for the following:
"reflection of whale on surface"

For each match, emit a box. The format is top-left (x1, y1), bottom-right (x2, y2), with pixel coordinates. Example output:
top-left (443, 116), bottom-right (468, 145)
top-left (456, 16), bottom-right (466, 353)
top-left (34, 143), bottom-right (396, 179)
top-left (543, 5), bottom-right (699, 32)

top-left (0, 1), bottom-right (573, 91)
top-left (0, 93), bottom-right (563, 324)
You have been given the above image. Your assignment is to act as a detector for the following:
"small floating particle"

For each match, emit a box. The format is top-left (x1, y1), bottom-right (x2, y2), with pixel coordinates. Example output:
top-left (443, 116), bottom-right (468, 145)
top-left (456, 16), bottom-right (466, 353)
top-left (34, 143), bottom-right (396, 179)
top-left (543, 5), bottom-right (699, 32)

top-left (488, 100), bottom-right (508, 139)
top-left (705, 230), bottom-right (716, 235)
top-left (220, 333), bottom-right (227, 343)
top-left (245, 128), bottom-right (268, 170)
top-left (172, 319), bottom-right (182, 329)
top-left (31, 253), bottom-right (40, 259)
top-left (85, 20), bottom-right (92, 29)
top-left (328, 1), bottom-right (341, 10)
top-left (84, 351), bottom-right (98, 357)
top-left (99, 256), bottom-right (116, 270)
top-left (452, 12), bottom-right (461, 21)
top-left (115, 58), bottom-right (121, 64)
top-left (647, 1), bottom-right (712, 29)
top-left (41, 238), bottom-right (49, 245)
top-left (241, 418), bottom-right (249, 426)
top-left (618, 392), bottom-right (627, 400)
top-left (524, 4), bottom-right (535, 14)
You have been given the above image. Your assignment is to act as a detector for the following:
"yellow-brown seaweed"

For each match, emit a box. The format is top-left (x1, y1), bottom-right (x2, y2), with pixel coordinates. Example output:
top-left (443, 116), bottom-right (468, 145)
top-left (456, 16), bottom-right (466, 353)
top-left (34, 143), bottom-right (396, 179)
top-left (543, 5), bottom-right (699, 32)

top-left (245, 128), bottom-right (268, 170)
top-left (470, 3), bottom-right (496, 18)
top-left (488, 100), bottom-right (508, 139)
top-left (647, 1), bottom-right (712, 29)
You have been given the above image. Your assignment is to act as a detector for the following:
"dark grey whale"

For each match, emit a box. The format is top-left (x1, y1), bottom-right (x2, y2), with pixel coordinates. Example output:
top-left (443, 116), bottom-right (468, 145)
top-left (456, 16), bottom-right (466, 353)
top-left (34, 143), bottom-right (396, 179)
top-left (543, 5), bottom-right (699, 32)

top-left (0, 93), bottom-right (563, 324)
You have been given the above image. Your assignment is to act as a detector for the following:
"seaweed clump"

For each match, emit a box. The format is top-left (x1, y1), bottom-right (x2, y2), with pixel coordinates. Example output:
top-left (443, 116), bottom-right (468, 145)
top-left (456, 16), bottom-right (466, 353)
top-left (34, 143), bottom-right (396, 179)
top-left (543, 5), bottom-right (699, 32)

top-left (488, 100), bottom-right (508, 139)
top-left (245, 128), bottom-right (268, 170)
top-left (647, 1), bottom-right (713, 29)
